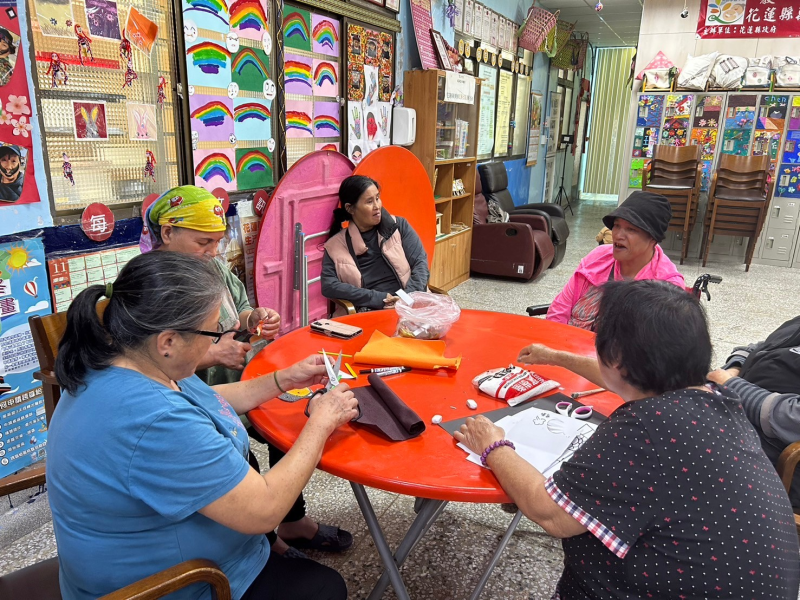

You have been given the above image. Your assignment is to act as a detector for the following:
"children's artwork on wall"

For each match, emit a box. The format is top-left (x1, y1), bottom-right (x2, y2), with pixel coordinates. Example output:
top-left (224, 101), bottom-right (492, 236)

top-left (286, 100), bottom-right (313, 137)
top-left (348, 64), bottom-right (364, 101)
top-left (73, 100), bottom-right (108, 140)
top-left (190, 94), bottom-right (234, 141)
top-left (194, 148), bottom-right (236, 190)
top-left (235, 146), bottom-right (272, 188)
top-left (347, 100), bottom-right (364, 164)
top-left (364, 64), bottom-right (378, 108)
top-left (629, 158), bottom-right (648, 188)
top-left (661, 126), bottom-right (688, 147)
top-left (699, 159), bottom-right (712, 192)
top-left (757, 95), bottom-right (788, 131)
top-left (182, 0), bottom-right (230, 32)
top-left (186, 38), bottom-right (231, 86)
top-left (125, 7), bottom-right (159, 55)
top-left (665, 94), bottom-right (693, 118)
top-left (312, 59), bottom-right (338, 97)
top-left (316, 142), bottom-right (339, 151)
top-left (313, 101), bottom-right (340, 138)
top-left (284, 53), bottom-right (312, 94)
top-left (752, 130), bottom-right (782, 160)
top-left (789, 97), bottom-right (800, 130)
top-left (127, 102), bottom-right (157, 140)
top-left (364, 108), bottom-right (378, 150)
top-left (233, 98), bottom-right (270, 141)
top-left (641, 127), bottom-right (658, 157)
top-left (721, 128), bottom-right (752, 155)
top-left (284, 7), bottom-right (311, 52)
top-left (231, 47), bottom-right (269, 92)
top-left (32, 0), bottom-right (75, 37)
top-left (364, 29), bottom-right (380, 67)
top-left (724, 94), bottom-right (757, 130)
top-left (379, 32), bottom-right (393, 102)
top-left (692, 95), bottom-right (722, 128)
top-left (312, 14), bottom-right (339, 56)
top-left (230, 0), bottom-right (268, 41)
top-left (689, 128), bottom-right (717, 160)
top-left (84, 0), bottom-right (122, 40)
top-left (0, 143), bottom-right (28, 203)
top-left (348, 24), bottom-right (364, 67)
top-left (783, 131), bottom-right (800, 164)
top-left (636, 94), bottom-right (664, 127)
top-left (776, 164), bottom-right (800, 198)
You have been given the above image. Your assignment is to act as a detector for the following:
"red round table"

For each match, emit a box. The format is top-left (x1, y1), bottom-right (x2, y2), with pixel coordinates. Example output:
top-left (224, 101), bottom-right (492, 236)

top-left (244, 309), bottom-right (622, 600)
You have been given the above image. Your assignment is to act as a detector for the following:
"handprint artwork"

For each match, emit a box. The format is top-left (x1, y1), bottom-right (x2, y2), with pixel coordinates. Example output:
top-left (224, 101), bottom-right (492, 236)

top-left (350, 105), bottom-right (361, 138)
top-left (127, 103), bottom-right (157, 141)
top-left (73, 101), bottom-right (108, 140)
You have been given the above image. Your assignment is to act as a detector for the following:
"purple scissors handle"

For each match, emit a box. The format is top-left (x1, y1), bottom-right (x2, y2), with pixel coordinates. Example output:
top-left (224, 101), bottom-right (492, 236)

top-left (555, 401), bottom-right (593, 420)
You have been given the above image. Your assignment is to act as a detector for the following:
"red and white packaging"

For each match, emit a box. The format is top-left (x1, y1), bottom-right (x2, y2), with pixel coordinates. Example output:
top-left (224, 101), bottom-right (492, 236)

top-left (472, 365), bottom-right (559, 407)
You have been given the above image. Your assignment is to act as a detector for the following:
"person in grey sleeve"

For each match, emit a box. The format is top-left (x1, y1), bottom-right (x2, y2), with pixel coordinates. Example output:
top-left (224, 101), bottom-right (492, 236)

top-left (708, 316), bottom-right (800, 507)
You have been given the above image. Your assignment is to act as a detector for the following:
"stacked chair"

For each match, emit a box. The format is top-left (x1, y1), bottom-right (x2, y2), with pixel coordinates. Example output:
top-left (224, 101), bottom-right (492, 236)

top-left (642, 145), bottom-right (702, 264)
top-left (701, 154), bottom-right (771, 272)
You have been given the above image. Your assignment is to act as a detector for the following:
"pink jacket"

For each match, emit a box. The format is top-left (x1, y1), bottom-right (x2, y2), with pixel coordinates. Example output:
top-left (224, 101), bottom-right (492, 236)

top-left (547, 244), bottom-right (685, 325)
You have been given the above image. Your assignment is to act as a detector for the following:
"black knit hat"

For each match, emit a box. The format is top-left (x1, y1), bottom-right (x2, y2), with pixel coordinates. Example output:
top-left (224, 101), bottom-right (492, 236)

top-left (602, 191), bottom-right (672, 243)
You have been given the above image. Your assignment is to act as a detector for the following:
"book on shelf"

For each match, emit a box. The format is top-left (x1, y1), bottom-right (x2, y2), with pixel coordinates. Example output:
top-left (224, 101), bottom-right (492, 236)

top-left (454, 120), bottom-right (469, 158)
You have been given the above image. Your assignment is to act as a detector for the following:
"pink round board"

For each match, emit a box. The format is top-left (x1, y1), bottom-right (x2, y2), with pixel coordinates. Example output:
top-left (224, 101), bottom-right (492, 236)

top-left (254, 151), bottom-right (355, 335)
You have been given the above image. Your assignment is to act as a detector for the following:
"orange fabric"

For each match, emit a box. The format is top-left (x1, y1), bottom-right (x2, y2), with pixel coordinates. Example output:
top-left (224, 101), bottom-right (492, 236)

top-left (353, 330), bottom-right (461, 370)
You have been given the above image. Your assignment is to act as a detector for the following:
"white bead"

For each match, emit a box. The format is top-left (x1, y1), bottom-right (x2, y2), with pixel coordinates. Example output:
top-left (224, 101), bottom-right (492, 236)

top-left (431, 414), bottom-right (443, 424)
top-left (467, 399), bottom-right (478, 410)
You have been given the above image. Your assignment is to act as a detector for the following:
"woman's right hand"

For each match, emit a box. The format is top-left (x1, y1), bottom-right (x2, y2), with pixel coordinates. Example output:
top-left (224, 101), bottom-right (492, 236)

top-left (517, 343), bottom-right (556, 366)
top-left (307, 383), bottom-right (359, 431)
top-left (383, 294), bottom-right (399, 308)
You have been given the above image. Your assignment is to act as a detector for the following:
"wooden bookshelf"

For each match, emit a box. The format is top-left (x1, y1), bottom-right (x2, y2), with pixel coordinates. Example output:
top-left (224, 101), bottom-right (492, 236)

top-left (404, 69), bottom-right (481, 291)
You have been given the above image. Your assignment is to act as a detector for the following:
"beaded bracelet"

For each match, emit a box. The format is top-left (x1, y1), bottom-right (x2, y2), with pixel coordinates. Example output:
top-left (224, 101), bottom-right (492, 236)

top-left (273, 370), bottom-right (287, 394)
top-left (480, 439), bottom-right (516, 466)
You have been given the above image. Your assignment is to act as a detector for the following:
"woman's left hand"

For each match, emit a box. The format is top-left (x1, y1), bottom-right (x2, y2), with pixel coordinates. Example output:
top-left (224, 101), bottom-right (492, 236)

top-left (281, 355), bottom-right (329, 390)
top-left (453, 416), bottom-right (505, 455)
top-left (248, 308), bottom-right (281, 339)
top-left (707, 367), bottom-right (740, 386)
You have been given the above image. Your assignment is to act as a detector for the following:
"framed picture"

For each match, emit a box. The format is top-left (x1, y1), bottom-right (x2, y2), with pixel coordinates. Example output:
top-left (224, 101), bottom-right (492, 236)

top-left (365, 0), bottom-right (384, 6)
top-left (431, 30), bottom-right (452, 71)
top-left (385, 0), bottom-right (399, 11)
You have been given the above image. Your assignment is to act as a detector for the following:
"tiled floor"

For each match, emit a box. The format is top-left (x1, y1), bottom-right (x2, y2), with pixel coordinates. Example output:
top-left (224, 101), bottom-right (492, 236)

top-left (1, 198), bottom-right (798, 599)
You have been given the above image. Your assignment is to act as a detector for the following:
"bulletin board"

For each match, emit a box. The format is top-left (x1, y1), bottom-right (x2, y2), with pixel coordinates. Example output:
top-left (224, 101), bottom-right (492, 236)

top-left (493, 69), bottom-right (513, 158)
top-left (526, 90), bottom-right (542, 167)
top-left (0, 237), bottom-right (51, 478)
top-left (344, 17), bottom-right (393, 166)
top-left (27, 0), bottom-right (181, 211)
top-left (183, 0), bottom-right (275, 192)
top-left (511, 73), bottom-right (529, 157)
top-left (476, 62), bottom-right (496, 159)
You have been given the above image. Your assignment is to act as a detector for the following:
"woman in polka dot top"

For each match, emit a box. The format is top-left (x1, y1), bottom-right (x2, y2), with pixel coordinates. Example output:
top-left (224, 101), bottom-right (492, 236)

top-left (456, 280), bottom-right (800, 600)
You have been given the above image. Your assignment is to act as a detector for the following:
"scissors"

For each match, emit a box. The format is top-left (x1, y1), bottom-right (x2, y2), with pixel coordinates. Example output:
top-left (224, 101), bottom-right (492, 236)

top-left (555, 401), bottom-right (593, 420)
top-left (304, 350), bottom-right (361, 420)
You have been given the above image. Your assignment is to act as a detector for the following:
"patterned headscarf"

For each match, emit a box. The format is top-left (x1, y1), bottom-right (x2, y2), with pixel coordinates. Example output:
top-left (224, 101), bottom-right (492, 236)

top-left (139, 185), bottom-right (226, 252)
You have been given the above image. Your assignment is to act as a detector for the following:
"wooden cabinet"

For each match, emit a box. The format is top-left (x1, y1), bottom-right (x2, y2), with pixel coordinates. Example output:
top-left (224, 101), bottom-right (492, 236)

top-left (403, 69), bottom-right (481, 290)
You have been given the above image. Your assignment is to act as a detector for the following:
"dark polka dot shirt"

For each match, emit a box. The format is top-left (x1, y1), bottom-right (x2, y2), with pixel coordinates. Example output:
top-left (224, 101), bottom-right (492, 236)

top-left (546, 384), bottom-right (800, 600)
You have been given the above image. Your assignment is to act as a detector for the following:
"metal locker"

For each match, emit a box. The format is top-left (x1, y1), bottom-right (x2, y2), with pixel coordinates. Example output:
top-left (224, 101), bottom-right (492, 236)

top-left (766, 197), bottom-right (799, 231)
top-left (760, 230), bottom-right (796, 261)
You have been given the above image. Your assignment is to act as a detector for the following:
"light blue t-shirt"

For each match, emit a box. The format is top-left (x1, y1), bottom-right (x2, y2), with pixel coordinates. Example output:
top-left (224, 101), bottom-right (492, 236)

top-left (46, 366), bottom-right (268, 600)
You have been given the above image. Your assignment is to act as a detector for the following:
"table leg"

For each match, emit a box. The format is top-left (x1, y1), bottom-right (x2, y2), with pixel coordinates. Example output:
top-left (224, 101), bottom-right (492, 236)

top-left (350, 482), bottom-right (447, 600)
top-left (467, 509), bottom-right (524, 600)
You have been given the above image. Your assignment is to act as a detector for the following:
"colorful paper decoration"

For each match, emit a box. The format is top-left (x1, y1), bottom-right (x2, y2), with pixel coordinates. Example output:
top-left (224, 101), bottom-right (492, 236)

top-left (233, 98), bottom-right (270, 141)
top-left (194, 149), bottom-right (235, 190)
top-left (157, 75), bottom-right (167, 107)
top-left (379, 32), bottom-right (393, 102)
top-left (721, 128), bottom-right (752, 156)
top-left (232, 47), bottom-right (269, 92)
top-left (286, 100), bottom-right (313, 138)
top-left (46, 52), bottom-right (68, 88)
top-left (81, 202), bottom-right (115, 241)
top-left (284, 53), bottom-right (312, 95)
top-left (284, 7), bottom-right (311, 52)
top-left (235, 147), bottom-right (273, 188)
top-left (230, 0), bottom-right (269, 41)
top-left (62, 153), bottom-right (74, 185)
top-left (312, 59), bottom-right (338, 96)
top-left (312, 14), bottom-right (339, 55)
top-left (313, 101), bottom-right (340, 137)
top-left (776, 165), bottom-right (800, 198)
top-left (629, 158), bottom-right (649, 188)
top-left (74, 24), bottom-right (95, 64)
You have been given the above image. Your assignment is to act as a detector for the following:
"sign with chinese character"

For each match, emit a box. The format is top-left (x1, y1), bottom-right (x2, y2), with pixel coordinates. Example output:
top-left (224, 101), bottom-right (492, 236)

top-left (0, 238), bottom-right (51, 478)
top-left (698, 0), bottom-right (800, 38)
top-left (81, 203), bottom-right (115, 242)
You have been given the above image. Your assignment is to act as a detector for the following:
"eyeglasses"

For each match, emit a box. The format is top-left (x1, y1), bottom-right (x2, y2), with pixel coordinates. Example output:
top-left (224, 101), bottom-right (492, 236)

top-left (189, 326), bottom-right (249, 344)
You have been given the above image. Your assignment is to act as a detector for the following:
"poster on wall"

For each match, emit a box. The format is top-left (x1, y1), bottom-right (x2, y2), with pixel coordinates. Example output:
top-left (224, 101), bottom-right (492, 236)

top-left (526, 91), bottom-right (542, 166)
top-left (477, 62), bottom-right (497, 158)
top-left (546, 91), bottom-right (561, 157)
top-left (543, 155), bottom-right (555, 202)
top-left (0, 8), bottom-right (39, 206)
top-left (410, 0), bottom-right (437, 70)
top-left (493, 70), bottom-right (513, 158)
top-left (0, 238), bottom-right (51, 479)
top-left (697, 0), bottom-right (800, 39)
top-left (512, 74), bottom-right (530, 156)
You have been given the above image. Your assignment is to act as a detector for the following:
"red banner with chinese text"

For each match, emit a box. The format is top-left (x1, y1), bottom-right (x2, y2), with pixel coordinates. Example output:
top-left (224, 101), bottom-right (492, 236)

top-left (697, 0), bottom-right (800, 39)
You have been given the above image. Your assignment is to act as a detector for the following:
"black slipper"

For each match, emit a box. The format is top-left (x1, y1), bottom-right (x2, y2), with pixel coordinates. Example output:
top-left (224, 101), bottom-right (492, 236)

top-left (284, 524), bottom-right (353, 553)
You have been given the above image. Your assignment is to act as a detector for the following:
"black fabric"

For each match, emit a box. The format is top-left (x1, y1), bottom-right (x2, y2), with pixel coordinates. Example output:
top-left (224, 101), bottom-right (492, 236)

top-left (355, 228), bottom-right (401, 294)
top-left (240, 551), bottom-right (347, 600)
top-left (551, 385), bottom-right (800, 600)
top-left (739, 315), bottom-right (800, 395)
top-left (352, 374), bottom-right (425, 441)
top-left (478, 161), bottom-right (508, 193)
top-left (601, 191), bottom-right (672, 242)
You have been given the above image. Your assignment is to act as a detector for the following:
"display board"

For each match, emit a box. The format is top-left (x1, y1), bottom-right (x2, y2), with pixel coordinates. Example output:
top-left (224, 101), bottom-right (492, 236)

top-left (493, 70), bottom-right (513, 158)
top-left (182, 0), bottom-right (275, 192)
top-left (344, 18), bottom-right (393, 166)
top-left (0, 238), bottom-right (51, 478)
top-left (776, 96), bottom-right (800, 200)
top-left (476, 62), bottom-right (496, 159)
top-left (512, 74), bottom-right (530, 156)
top-left (526, 91), bottom-right (542, 167)
top-left (28, 0), bottom-right (181, 211)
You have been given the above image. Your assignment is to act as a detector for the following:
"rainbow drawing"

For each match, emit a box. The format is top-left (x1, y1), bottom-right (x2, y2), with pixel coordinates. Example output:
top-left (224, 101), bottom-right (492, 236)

top-left (187, 41), bottom-right (230, 74)
top-left (234, 102), bottom-right (270, 123)
top-left (285, 60), bottom-right (312, 90)
top-left (229, 0), bottom-right (266, 32)
top-left (185, 0), bottom-right (229, 24)
top-left (312, 20), bottom-right (338, 52)
top-left (314, 62), bottom-right (336, 88)
top-left (284, 12), bottom-right (309, 44)
top-left (319, 143), bottom-right (338, 151)
top-left (195, 152), bottom-right (235, 182)
top-left (232, 48), bottom-right (268, 78)
top-left (314, 114), bottom-right (340, 136)
top-left (237, 150), bottom-right (272, 174)
top-left (287, 110), bottom-right (312, 135)
top-left (190, 101), bottom-right (233, 127)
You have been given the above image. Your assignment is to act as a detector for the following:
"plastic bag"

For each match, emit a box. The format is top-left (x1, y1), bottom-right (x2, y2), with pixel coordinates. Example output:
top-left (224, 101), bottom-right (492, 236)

top-left (677, 52), bottom-right (718, 90)
top-left (472, 365), bottom-right (559, 406)
top-left (395, 291), bottom-right (461, 340)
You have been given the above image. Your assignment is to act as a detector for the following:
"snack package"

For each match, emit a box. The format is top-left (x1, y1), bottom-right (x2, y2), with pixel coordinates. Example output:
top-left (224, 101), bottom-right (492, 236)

top-left (395, 291), bottom-right (461, 340)
top-left (472, 365), bottom-right (559, 406)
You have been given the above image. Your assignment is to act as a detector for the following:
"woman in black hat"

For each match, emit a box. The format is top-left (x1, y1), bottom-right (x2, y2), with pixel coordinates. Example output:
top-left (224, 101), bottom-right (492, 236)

top-left (546, 191), bottom-right (685, 331)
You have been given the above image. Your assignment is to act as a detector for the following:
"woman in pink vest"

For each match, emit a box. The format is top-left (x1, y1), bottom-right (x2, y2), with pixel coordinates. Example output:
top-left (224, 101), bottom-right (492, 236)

top-left (321, 175), bottom-right (429, 313)
top-left (547, 191), bottom-right (685, 331)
